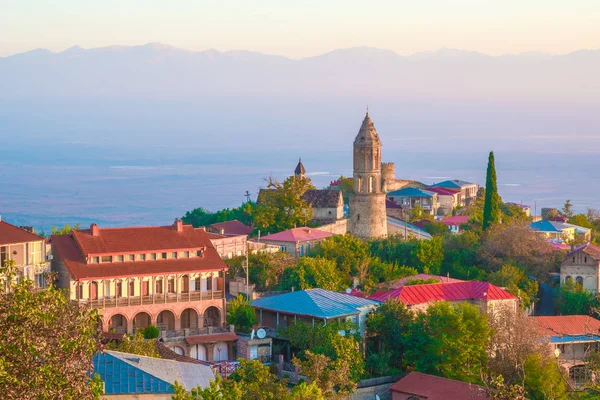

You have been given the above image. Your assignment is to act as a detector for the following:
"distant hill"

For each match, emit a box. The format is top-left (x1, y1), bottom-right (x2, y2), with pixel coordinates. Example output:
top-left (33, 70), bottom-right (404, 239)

top-left (2, 43), bottom-right (599, 101)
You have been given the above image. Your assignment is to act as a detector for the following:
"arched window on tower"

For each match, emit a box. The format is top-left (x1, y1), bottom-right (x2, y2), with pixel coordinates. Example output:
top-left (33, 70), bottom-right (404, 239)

top-left (357, 177), bottom-right (363, 193)
top-left (576, 276), bottom-right (584, 287)
top-left (368, 176), bottom-right (374, 193)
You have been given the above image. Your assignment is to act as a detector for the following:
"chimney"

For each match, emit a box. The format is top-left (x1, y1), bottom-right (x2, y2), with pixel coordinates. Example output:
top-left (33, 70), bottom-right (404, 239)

top-left (90, 223), bottom-right (99, 237)
top-left (446, 272), bottom-right (450, 283)
top-left (174, 219), bottom-right (183, 232)
top-left (220, 228), bottom-right (225, 235)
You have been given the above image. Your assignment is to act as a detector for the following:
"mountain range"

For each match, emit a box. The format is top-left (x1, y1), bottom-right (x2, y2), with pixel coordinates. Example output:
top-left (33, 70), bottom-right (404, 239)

top-left (2, 43), bottom-right (599, 101)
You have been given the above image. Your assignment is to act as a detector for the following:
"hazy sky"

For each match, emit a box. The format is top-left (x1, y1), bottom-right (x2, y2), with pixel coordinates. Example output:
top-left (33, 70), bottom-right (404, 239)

top-left (1, 0), bottom-right (599, 57)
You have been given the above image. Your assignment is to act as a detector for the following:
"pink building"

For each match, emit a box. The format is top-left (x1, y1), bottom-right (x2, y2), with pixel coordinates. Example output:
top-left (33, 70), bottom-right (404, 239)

top-left (51, 220), bottom-right (236, 362)
top-left (259, 227), bottom-right (334, 257)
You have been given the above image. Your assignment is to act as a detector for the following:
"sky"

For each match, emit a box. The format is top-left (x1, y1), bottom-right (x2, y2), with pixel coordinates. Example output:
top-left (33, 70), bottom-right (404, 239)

top-left (1, 0), bottom-right (599, 58)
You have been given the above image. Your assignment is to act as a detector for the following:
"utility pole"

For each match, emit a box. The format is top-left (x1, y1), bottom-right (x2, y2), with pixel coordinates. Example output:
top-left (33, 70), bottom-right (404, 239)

top-left (244, 191), bottom-right (251, 203)
top-left (245, 240), bottom-right (250, 298)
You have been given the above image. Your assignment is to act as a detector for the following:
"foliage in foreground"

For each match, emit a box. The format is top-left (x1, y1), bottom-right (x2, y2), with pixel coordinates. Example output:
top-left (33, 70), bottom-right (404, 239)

top-left (0, 260), bottom-right (103, 399)
top-left (106, 330), bottom-right (158, 357)
top-left (226, 294), bottom-right (257, 333)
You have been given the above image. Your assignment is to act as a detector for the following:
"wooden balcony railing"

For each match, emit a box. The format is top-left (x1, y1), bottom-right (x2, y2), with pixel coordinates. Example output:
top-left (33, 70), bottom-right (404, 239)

top-left (81, 290), bottom-right (224, 309)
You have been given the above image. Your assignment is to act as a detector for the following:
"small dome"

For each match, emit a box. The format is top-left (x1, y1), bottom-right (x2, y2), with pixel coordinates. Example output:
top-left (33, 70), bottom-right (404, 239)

top-left (354, 112), bottom-right (381, 146)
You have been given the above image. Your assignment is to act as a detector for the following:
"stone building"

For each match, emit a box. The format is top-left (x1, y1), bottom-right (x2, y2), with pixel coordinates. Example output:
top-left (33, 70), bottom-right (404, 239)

top-left (51, 220), bottom-right (237, 362)
top-left (560, 243), bottom-right (600, 293)
top-left (301, 189), bottom-right (344, 222)
top-left (348, 112), bottom-right (388, 239)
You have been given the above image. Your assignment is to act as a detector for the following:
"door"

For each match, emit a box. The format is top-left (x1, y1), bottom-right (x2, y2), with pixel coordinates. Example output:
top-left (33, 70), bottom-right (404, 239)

top-left (89, 282), bottom-right (98, 300)
top-left (141, 281), bottom-right (149, 296)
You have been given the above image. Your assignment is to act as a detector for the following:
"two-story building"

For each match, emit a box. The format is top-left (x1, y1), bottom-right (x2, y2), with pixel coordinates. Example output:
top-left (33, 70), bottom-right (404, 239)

top-left (560, 242), bottom-right (600, 293)
top-left (0, 218), bottom-right (49, 289)
top-left (386, 188), bottom-right (439, 216)
top-left (259, 227), bottom-right (334, 257)
top-left (51, 220), bottom-right (236, 362)
top-left (301, 189), bottom-right (345, 222)
top-left (440, 215), bottom-right (471, 234)
top-left (430, 179), bottom-right (479, 206)
top-left (425, 186), bottom-right (461, 216)
top-left (533, 315), bottom-right (600, 387)
top-left (531, 220), bottom-right (592, 244)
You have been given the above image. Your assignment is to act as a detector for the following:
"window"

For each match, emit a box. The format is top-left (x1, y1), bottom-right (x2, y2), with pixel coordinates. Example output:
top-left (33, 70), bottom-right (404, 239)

top-left (78, 284), bottom-right (84, 299)
top-left (35, 273), bottom-right (46, 289)
top-left (279, 245), bottom-right (286, 252)
top-left (159, 252), bottom-right (167, 259)
top-left (170, 252), bottom-right (177, 259)
top-left (357, 177), bottom-right (363, 193)
top-left (206, 276), bottom-right (213, 291)
top-left (368, 176), bottom-right (374, 193)
top-left (299, 246), bottom-right (304, 256)
top-left (139, 254), bottom-right (146, 261)
top-left (576, 276), bottom-right (584, 287)
top-left (184, 251), bottom-right (190, 258)
top-left (90, 256), bottom-right (100, 264)
top-left (195, 277), bottom-right (201, 291)
top-left (573, 257), bottom-right (576, 262)
top-left (128, 254), bottom-right (135, 261)
top-left (0, 246), bottom-right (7, 267)
top-left (104, 281), bottom-right (111, 297)
top-left (196, 250), bottom-right (204, 257)
top-left (585, 257), bottom-right (587, 263)
top-left (116, 255), bottom-right (124, 262)
top-left (129, 281), bottom-right (135, 296)
top-left (149, 253), bottom-right (157, 260)
top-left (155, 279), bottom-right (163, 294)
top-left (168, 278), bottom-right (175, 293)
top-left (101, 255), bottom-right (112, 263)
top-left (116, 281), bottom-right (122, 298)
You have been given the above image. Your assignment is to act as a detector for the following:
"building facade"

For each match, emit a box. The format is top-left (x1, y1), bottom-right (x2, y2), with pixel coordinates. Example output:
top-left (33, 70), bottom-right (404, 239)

top-left (259, 227), bottom-right (334, 257)
top-left (560, 243), bottom-right (600, 293)
top-left (301, 189), bottom-right (344, 222)
top-left (51, 220), bottom-right (236, 361)
top-left (0, 218), bottom-right (49, 289)
top-left (349, 112), bottom-right (388, 239)
top-left (430, 179), bottom-right (479, 206)
top-left (386, 187), bottom-right (439, 216)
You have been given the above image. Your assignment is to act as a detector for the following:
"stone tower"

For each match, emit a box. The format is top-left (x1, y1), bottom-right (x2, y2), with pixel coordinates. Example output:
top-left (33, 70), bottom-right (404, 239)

top-left (349, 112), bottom-right (388, 239)
top-left (381, 162), bottom-right (396, 192)
top-left (294, 158), bottom-right (306, 178)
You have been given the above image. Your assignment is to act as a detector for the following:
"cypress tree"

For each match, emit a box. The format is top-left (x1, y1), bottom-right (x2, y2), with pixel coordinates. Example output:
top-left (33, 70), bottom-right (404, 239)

top-left (482, 151), bottom-right (500, 230)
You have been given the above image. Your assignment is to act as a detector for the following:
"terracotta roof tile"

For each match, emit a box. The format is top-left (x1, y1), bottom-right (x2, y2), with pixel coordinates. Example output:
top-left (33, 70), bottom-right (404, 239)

top-left (208, 220), bottom-right (252, 236)
top-left (368, 280), bottom-right (517, 304)
top-left (532, 315), bottom-right (600, 337)
top-left (0, 220), bottom-right (45, 245)
top-left (51, 224), bottom-right (227, 280)
top-left (389, 372), bottom-right (491, 400)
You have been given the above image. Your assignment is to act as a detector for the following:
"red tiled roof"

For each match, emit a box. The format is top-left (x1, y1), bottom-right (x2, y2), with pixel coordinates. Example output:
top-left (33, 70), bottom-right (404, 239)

top-left (185, 333), bottom-right (238, 345)
top-left (389, 372), bottom-right (492, 400)
top-left (343, 288), bottom-right (366, 298)
top-left (567, 242), bottom-right (600, 259)
top-left (0, 220), bottom-right (45, 245)
top-left (426, 186), bottom-right (461, 196)
top-left (208, 220), bottom-right (252, 236)
top-left (368, 280), bottom-right (517, 304)
top-left (71, 224), bottom-right (211, 255)
top-left (260, 227), bottom-right (334, 243)
top-left (51, 225), bottom-right (227, 280)
top-left (532, 316), bottom-right (600, 337)
top-left (440, 215), bottom-right (470, 226)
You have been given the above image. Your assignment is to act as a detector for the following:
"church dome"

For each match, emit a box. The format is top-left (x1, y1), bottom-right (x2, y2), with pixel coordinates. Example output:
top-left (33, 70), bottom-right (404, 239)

top-left (354, 112), bottom-right (381, 146)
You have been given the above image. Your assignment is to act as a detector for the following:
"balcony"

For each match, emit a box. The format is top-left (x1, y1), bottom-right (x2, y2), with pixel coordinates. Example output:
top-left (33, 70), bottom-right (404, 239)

top-left (81, 290), bottom-right (224, 309)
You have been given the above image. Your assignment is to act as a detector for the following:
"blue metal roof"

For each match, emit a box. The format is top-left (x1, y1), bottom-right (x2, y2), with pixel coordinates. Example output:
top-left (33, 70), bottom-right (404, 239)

top-left (93, 351), bottom-right (215, 395)
top-left (530, 220), bottom-right (564, 232)
top-left (432, 179), bottom-right (474, 189)
top-left (550, 335), bottom-right (600, 343)
top-left (251, 288), bottom-right (379, 319)
top-left (387, 187), bottom-right (435, 198)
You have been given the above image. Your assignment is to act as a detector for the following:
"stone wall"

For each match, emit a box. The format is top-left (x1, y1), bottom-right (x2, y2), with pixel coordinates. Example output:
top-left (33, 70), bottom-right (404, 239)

top-left (349, 193), bottom-right (388, 239)
top-left (317, 219), bottom-right (349, 235)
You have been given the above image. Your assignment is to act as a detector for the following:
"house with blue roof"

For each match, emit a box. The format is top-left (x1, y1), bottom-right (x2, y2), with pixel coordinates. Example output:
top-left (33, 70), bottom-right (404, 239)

top-left (387, 187), bottom-right (439, 216)
top-left (430, 179), bottom-right (479, 207)
top-left (530, 220), bottom-right (578, 243)
top-left (251, 288), bottom-right (379, 338)
top-left (93, 350), bottom-right (215, 398)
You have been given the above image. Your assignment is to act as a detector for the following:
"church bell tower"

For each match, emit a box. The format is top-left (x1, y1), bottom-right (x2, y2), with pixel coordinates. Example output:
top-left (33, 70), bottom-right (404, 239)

top-left (348, 111), bottom-right (388, 239)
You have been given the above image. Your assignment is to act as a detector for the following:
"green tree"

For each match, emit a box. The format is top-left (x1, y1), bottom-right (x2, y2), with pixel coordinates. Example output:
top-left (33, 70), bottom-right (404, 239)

top-left (143, 325), bottom-right (160, 339)
top-left (106, 330), bottom-right (158, 357)
top-left (311, 234), bottom-right (370, 277)
top-left (51, 223), bottom-right (81, 234)
top-left (410, 236), bottom-right (444, 274)
top-left (555, 280), bottom-right (598, 315)
top-left (228, 359), bottom-right (290, 400)
top-left (290, 381), bottom-right (325, 400)
top-left (293, 351), bottom-right (353, 398)
top-left (366, 300), bottom-right (413, 373)
top-left (171, 375), bottom-right (244, 400)
top-left (561, 200), bottom-right (575, 220)
top-left (0, 260), bottom-right (102, 399)
top-left (487, 264), bottom-right (538, 310)
top-left (405, 302), bottom-right (491, 383)
top-left (252, 175), bottom-right (315, 233)
top-left (279, 257), bottom-right (345, 292)
top-left (226, 294), bottom-right (257, 333)
top-left (423, 221), bottom-right (451, 237)
top-left (483, 151), bottom-right (501, 230)
top-left (182, 204), bottom-right (254, 229)
top-left (524, 353), bottom-right (568, 400)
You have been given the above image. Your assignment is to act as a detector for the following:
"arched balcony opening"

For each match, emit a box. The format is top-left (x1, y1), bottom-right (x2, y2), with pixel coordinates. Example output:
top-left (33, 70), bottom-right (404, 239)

top-left (157, 310), bottom-right (175, 331)
top-left (181, 308), bottom-right (198, 329)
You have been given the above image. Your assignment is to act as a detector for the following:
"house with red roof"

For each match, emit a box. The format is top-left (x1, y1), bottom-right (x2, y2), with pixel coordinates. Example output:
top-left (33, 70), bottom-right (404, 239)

top-left (377, 273), bottom-right (464, 290)
top-left (425, 186), bottom-right (461, 216)
top-left (368, 280), bottom-right (518, 313)
top-left (51, 220), bottom-right (237, 363)
top-left (389, 371), bottom-right (492, 400)
top-left (560, 242), bottom-right (600, 293)
top-left (259, 227), bottom-right (334, 257)
top-left (0, 217), bottom-right (49, 289)
top-left (440, 215), bottom-right (471, 234)
top-left (206, 220), bottom-right (252, 237)
top-left (532, 315), bottom-right (600, 387)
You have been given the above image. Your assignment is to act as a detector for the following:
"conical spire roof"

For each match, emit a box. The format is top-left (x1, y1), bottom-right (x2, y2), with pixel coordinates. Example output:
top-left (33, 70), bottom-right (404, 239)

top-left (354, 111), bottom-right (381, 146)
top-left (295, 158), bottom-right (306, 176)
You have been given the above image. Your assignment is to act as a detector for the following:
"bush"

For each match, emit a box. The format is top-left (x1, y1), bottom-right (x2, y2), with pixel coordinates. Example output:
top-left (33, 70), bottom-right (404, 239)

top-left (143, 325), bottom-right (160, 339)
